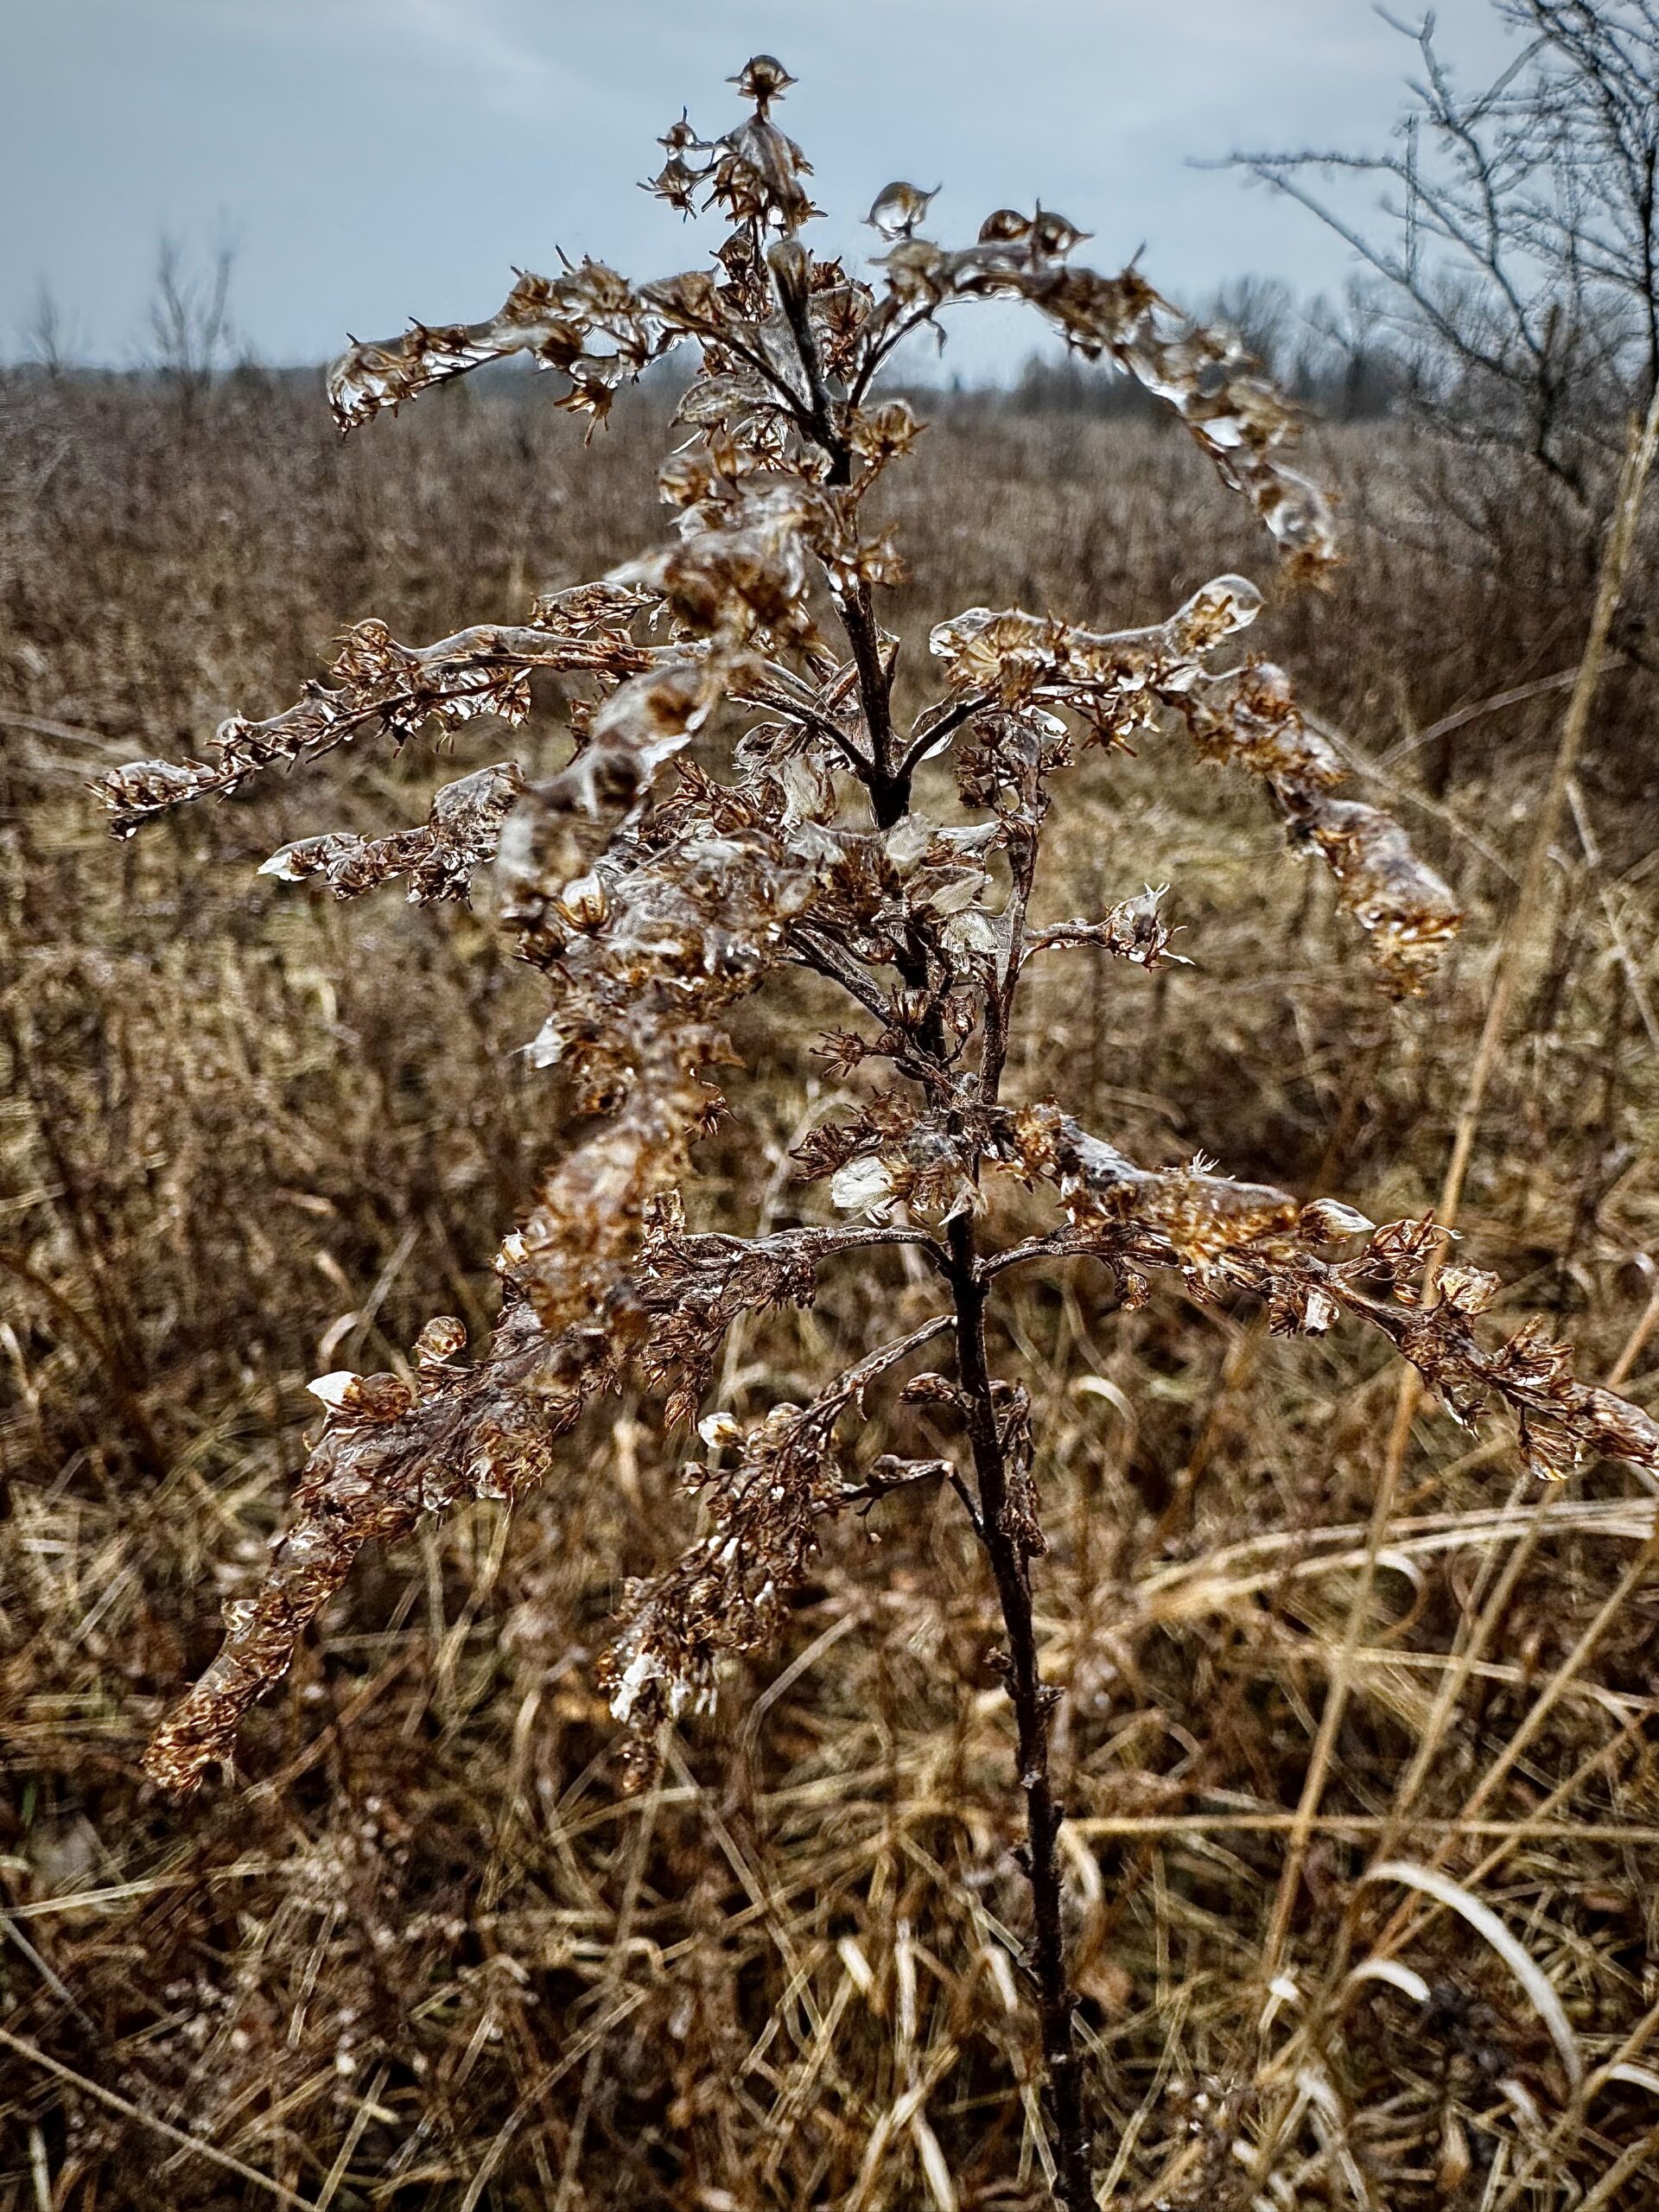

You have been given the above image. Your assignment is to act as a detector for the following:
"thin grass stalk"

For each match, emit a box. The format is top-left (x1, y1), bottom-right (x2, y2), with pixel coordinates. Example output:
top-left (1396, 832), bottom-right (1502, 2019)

top-left (1259, 385), bottom-right (1659, 1985)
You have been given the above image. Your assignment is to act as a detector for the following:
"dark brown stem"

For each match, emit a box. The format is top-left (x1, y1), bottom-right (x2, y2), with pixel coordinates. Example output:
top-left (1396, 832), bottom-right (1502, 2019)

top-left (769, 251), bottom-right (845, 469)
top-left (982, 817), bottom-right (1039, 1097)
top-left (843, 585), bottom-right (904, 822)
top-left (732, 687), bottom-right (873, 779)
top-left (898, 692), bottom-right (987, 781)
top-left (787, 928), bottom-right (956, 1100)
top-left (772, 232), bottom-right (1084, 2198)
top-left (766, 250), bottom-right (906, 822)
top-left (944, 1209), bottom-right (1092, 2210)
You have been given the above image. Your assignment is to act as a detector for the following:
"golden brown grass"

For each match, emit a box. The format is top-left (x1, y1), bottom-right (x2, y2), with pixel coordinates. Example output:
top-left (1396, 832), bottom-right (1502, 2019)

top-left (3, 367), bottom-right (1658, 2208)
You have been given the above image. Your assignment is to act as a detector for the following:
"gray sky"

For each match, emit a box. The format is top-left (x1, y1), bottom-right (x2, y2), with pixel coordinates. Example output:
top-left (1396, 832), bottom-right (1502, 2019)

top-left (3, 0), bottom-right (1523, 378)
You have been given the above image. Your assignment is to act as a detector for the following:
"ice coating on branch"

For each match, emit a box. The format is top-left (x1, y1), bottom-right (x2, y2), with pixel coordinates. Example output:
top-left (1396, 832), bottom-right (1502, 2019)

top-left (1291, 794), bottom-right (1463, 994)
top-left (327, 263), bottom-right (681, 434)
top-left (143, 1300), bottom-right (577, 1792)
top-left (97, 607), bottom-right (656, 836)
top-left (610, 480), bottom-right (822, 642)
top-left (982, 1109), bottom-right (1659, 1480)
top-left (1026, 884), bottom-right (1191, 969)
top-left (929, 575), bottom-right (1263, 703)
top-left (999, 1105), bottom-right (1300, 1265)
top-left (600, 1313), bottom-right (953, 1739)
top-left (259, 762), bottom-right (525, 903)
top-left (859, 233), bottom-right (1336, 575)
top-left (929, 575), bottom-right (1457, 992)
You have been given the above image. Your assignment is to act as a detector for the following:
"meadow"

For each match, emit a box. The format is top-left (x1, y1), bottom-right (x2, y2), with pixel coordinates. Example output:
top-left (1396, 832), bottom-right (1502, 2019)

top-left (3, 360), bottom-right (1658, 2208)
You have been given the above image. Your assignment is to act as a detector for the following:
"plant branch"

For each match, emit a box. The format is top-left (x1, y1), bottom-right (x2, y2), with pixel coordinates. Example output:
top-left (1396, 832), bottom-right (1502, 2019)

top-left (944, 1208), bottom-right (1093, 2210)
top-left (898, 692), bottom-right (988, 781)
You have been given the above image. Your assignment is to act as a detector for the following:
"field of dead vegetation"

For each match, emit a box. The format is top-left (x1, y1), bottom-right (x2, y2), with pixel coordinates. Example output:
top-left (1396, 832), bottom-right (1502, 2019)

top-left (3, 367), bottom-right (1658, 2208)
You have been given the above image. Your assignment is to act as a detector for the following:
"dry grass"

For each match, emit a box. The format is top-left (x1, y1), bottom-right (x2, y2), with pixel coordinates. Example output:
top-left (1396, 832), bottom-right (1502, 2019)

top-left (3, 366), bottom-right (1659, 2209)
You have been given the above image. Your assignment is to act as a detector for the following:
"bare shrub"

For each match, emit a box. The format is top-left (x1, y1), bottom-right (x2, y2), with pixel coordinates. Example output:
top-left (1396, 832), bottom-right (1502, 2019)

top-left (1231, 3), bottom-right (1659, 494)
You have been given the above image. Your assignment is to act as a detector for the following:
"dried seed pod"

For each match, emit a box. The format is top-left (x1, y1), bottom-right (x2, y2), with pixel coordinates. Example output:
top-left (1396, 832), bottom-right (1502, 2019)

top-left (414, 1316), bottom-right (467, 1370)
top-left (1030, 207), bottom-right (1090, 259)
top-left (730, 54), bottom-right (796, 105)
top-left (866, 181), bottom-right (940, 240)
top-left (1297, 1199), bottom-right (1376, 1242)
top-left (307, 1371), bottom-right (414, 1425)
top-left (556, 871), bottom-right (611, 931)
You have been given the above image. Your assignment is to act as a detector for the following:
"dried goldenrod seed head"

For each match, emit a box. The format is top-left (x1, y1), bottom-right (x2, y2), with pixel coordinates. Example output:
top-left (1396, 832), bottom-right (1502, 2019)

top-left (556, 871), bottom-right (610, 931)
top-left (1297, 1199), bottom-right (1376, 1243)
top-left (730, 54), bottom-right (795, 105)
top-left (306, 1370), bottom-right (413, 1424)
top-left (414, 1315), bottom-right (467, 1368)
top-left (1030, 205), bottom-right (1090, 258)
top-left (979, 207), bottom-right (1033, 243)
top-left (866, 181), bottom-right (940, 240)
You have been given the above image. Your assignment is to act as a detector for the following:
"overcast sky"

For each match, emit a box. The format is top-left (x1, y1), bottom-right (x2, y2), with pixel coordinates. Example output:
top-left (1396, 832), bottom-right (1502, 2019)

top-left (3, 0), bottom-right (1524, 378)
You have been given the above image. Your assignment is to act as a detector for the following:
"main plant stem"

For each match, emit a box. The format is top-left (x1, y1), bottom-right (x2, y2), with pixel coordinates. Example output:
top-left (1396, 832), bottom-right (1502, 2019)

top-left (784, 264), bottom-right (1090, 2199)
top-left (947, 1211), bottom-right (1093, 2211)
top-left (856, 623), bottom-right (1088, 2206)
top-left (872, 732), bottom-right (1090, 2201)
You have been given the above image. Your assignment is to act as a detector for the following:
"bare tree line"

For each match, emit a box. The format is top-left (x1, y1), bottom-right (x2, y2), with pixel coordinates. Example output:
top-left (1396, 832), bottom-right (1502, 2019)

top-left (1230, 1), bottom-right (1659, 493)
